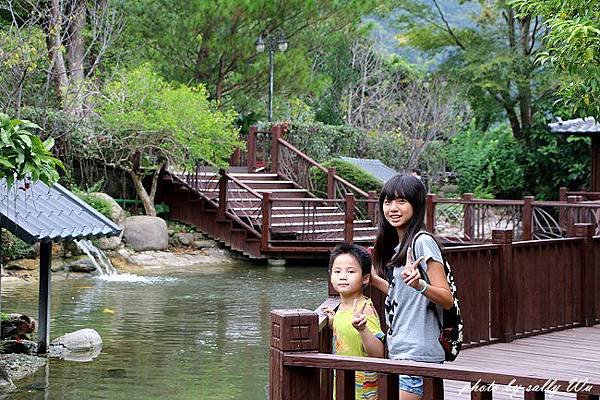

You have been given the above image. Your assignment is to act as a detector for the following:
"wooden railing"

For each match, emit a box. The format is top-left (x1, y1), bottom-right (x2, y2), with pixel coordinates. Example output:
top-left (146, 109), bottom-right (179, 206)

top-left (270, 226), bottom-right (600, 399)
top-left (424, 194), bottom-right (600, 243)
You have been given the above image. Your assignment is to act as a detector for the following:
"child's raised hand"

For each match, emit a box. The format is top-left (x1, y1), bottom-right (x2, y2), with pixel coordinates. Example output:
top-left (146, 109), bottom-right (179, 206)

top-left (351, 298), bottom-right (368, 331)
top-left (401, 247), bottom-right (424, 289)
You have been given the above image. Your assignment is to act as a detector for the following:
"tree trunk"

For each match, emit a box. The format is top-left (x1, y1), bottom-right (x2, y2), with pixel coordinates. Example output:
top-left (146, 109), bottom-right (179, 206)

top-left (66, 0), bottom-right (86, 116)
top-left (45, 0), bottom-right (69, 106)
top-left (128, 170), bottom-right (157, 217)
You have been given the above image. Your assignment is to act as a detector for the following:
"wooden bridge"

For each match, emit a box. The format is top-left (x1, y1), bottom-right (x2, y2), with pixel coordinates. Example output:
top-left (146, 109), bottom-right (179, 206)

top-left (270, 227), bottom-right (600, 399)
top-left (157, 124), bottom-right (600, 260)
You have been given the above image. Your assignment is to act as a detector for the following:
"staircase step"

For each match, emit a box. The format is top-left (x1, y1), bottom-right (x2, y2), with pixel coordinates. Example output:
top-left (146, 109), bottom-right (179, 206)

top-left (271, 220), bottom-right (373, 228)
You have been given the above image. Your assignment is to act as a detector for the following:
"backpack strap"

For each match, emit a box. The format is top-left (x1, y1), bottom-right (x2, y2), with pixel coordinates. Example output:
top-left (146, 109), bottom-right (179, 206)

top-left (411, 231), bottom-right (443, 330)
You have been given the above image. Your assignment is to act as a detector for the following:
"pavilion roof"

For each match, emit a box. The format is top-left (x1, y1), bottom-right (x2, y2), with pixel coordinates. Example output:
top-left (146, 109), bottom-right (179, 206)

top-left (339, 157), bottom-right (399, 183)
top-left (0, 178), bottom-right (121, 244)
top-left (548, 117), bottom-right (600, 136)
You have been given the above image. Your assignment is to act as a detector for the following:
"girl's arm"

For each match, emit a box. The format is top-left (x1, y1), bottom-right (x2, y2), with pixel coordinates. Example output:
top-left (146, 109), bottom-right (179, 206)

top-left (369, 266), bottom-right (389, 293)
top-left (406, 259), bottom-right (453, 310)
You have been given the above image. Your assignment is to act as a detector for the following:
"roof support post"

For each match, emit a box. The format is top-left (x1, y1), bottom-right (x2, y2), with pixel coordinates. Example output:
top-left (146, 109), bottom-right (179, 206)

top-left (38, 240), bottom-right (52, 354)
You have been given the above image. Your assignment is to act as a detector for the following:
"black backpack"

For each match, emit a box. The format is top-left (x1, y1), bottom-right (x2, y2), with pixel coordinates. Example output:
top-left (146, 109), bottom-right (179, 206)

top-left (412, 231), bottom-right (464, 361)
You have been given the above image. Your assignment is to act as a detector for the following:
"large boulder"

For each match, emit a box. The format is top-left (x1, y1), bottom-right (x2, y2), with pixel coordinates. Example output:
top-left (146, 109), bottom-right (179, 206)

top-left (49, 329), bottom-right (102, 362)
top-left (89, 192), bottom-right (127, 225)
top-left (123, 216), bottom-right (169, 251)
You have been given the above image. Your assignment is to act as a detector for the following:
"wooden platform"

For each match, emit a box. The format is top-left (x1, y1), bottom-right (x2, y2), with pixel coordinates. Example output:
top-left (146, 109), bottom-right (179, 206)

top-left (443, 325), bottom-right (600, 399)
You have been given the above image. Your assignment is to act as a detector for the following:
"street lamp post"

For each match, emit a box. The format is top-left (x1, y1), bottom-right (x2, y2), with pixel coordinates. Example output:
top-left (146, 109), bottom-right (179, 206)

top-left (256, 31), bottom-right (288, 122)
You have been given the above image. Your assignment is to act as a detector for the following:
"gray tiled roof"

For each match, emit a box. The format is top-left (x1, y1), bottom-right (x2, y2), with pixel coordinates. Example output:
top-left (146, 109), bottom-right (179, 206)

top-left (548, 117), bottom-right (600, 135)
top-left (0, 178), bottom-right (122, 244)
top-left (340, 157), bottom-right (399, 183)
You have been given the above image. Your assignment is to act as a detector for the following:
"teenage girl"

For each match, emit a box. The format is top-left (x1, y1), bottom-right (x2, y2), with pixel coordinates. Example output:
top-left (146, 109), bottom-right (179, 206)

top-left (322, 243), bottom-right (385, 399)
top-left (369, 174), bottom-right (454, 399)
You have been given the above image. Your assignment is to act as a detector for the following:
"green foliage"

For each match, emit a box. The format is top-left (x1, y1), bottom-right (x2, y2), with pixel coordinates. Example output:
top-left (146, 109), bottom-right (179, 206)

top-left (0, 113), bottom-right (64, 189)
top-left (96, 64), bottom-right (241, 171)
top-left (309, 159), bottom-right (383, 197)
top-left (155, 202), bottom-right (170, 216)
top-left (0, 230), bottom-right (34, 261)
top-left (72, 188), bottom-right (113, 219)
top-left (446, 122), bottom-right (525, 198)
top-left (511, 0), bottom-right (600, 119)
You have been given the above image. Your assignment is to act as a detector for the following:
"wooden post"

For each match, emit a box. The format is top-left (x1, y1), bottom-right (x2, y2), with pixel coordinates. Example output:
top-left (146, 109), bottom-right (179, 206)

top-left (470, 382), bottom-right (493, 400)
top-left (423, 377), bottom-right (444, 400)
top-left (335, 369), bottom-right (355, 400)
top-left (522, 196), bottom-right (534, 241)
top-left (38, 240), bottom-right (52, 354)
top-left (592, 136), bottom-right (600, 192)
top-left (463, 193), bottom-right (474, 241)
top-left (377, 374), bottom-right (399, 400)
top-left (271, 125), bottom-right (282, 174)
top-left (524, 390), bottom-right (545, 399)
top-left (269, 309), bottom-right (319, 400)
top-left (426, 194), bottom-right (436, 233)
top-left (492, 229), bottom-right (514, 343)
top-left (344, 193), bottom-right (355, 243)
top-left (574, 223), bottom-right (596, 327)
top-left (367, 190), bottom-right (377, 224)
top-left (566, 195), bottom-right (582, 237)
top-left (217, 169), bottom-right (227, 220)
top-left (261, 193), bottom-right (271, 251)
top-left (248, 126), bottom-right (257, 172)
top-left (327, 168), bottom-right (336, 200)
top-left (558, 186), bottom-right (567, 229)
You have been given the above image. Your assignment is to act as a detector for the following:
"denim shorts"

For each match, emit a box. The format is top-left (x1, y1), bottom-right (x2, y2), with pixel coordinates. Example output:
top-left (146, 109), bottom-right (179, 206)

top-left (399, 375), bottom-right (424, 397)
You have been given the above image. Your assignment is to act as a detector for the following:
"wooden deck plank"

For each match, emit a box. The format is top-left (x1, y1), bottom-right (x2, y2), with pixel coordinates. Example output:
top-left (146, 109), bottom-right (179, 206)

top-left (442, 326), bottom-right (600, 398)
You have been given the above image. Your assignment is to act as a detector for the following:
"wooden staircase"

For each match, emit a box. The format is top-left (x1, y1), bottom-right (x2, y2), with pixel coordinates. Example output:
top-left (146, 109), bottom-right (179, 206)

top-left (157, 166), bottom-right (378, 259)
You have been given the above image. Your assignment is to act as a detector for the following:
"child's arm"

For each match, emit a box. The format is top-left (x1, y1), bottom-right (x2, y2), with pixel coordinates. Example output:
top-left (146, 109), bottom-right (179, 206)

top-left (321, 306), bottom-right (336, 329)
top-left (351, 300), bottom-right (384, 358)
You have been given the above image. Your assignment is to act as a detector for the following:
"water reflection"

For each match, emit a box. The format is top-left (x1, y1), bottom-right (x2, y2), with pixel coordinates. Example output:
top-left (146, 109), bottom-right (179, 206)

top-left (1, 261), bottom-right (327, 400)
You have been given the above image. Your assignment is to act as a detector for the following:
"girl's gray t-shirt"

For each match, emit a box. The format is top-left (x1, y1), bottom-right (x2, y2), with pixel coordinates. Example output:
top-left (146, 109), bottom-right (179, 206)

top-left (384, 234), bottom-right (445, 362)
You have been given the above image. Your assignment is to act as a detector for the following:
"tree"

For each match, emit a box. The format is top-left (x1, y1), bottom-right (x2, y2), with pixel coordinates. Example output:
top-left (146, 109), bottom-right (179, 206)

top-left (0, 113), bottom-right (64, 189)
top-left (344, 40), bottom-right (468, 170)
top-left (77, 65), bottom-right (241, 216)
top-left (393, 0), bottom-right (557, 140)
top-left (116, 0), bottom-right (387, 118)
top-left (510, 0), bottom-right (600, 120)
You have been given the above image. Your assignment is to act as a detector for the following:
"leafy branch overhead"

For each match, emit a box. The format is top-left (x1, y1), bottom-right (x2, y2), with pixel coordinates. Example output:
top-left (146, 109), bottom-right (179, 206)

top-left (0, 113), bottom-right (64, 189)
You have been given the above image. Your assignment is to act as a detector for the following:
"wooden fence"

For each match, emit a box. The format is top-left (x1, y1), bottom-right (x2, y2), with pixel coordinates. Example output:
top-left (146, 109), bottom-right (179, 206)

top-left (270, 225), bottom-right (600, 399)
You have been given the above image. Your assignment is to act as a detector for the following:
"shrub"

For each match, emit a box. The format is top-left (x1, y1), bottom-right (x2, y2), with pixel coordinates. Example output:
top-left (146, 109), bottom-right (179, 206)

top-left (72, 189), bottom-right (113, 219)
top-left (1, 230), bottom-right (34, 261)
top-left (446, 122), bottom-right (525, 198)
top-left (310, 159), bottom-right (383, 198)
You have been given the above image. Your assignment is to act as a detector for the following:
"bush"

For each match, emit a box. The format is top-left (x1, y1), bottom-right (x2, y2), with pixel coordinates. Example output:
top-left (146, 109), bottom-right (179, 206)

top-left (73, 189), bottom-right (113, 219)
top-left (310, 159), bottom-right (383, 198)
top-left (446, 122), bottom-right (525, 198)
top-left (1, 230), bottom-right (34, 261)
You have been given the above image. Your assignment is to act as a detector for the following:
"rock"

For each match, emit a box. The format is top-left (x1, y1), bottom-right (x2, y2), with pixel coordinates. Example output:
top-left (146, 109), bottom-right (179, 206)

top-left (63, 258), bottom-right (96, 273)
top-left (176, 232), bottom-right (195, 246)
top-left (4, 259), bottom-right (37, 271)
top-left (0, 314), bottom-right (37, 341)
top-left (0, 364), bottom-right (15, 390)
top-left (50, 329), bottom-right (102, 353)
top-left (123, 216), bottom-right (169, 251)
top-left (97, 233), bottom-right (123, 250)
top-left (89, 193), bottom-right (127, 225)
top-left (193, 232), bottom-right (206, 241)
top-left (0, 340), bottom-right (37, 355)
top-left (62, 240), bottom-right (83, 258)
top-left (192, 240), bottom-right (217, 249)
top-left (0, 353), bottom-right (46, 381)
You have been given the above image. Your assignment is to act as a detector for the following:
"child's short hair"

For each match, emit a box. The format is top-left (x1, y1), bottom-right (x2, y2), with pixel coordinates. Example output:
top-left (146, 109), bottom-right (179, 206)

top-left (328, 242), bottom-right (372, 276)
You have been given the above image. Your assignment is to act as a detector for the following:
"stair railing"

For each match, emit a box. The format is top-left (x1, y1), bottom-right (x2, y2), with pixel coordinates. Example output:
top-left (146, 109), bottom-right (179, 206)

top-left (218, 170), bottom-right (263, 237)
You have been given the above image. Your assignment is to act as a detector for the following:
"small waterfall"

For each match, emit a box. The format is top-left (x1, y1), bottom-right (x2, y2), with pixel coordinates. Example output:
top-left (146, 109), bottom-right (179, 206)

top-left (75, 239), bottom-right (118, 276)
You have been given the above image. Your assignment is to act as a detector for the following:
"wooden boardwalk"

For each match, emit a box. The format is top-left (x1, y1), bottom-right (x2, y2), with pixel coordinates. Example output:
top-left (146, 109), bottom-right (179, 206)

top-left (443, 325), bottom-right (600, 399)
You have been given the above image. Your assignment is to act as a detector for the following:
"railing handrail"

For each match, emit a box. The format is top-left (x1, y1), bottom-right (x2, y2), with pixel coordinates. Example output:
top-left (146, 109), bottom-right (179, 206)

top-left (223, 171), bottom-right (263, 199)
top-left (282, 352), bottom-right (600, 395)
top-left (277, 137), bottom-right (369, 198)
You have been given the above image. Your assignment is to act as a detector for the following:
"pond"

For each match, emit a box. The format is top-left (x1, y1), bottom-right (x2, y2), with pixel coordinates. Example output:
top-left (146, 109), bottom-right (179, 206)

top-left (1, 260), bottom-right (328, 399)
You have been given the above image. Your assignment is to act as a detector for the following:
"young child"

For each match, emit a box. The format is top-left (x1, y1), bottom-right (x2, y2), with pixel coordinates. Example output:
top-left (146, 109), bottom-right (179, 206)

top-left (369, 174), bottom-right (455, 399)
top-left (322, 243), bottom-right (385, 399)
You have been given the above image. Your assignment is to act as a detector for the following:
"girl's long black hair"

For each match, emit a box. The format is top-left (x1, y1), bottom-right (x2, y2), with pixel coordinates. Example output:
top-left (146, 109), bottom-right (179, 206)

top-left (372, 174), bottom-right (427, 277)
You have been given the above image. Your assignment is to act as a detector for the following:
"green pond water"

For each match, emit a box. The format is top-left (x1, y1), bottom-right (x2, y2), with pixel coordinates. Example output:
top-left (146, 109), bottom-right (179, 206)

top-left (1, 260), bottom-right (328, 400)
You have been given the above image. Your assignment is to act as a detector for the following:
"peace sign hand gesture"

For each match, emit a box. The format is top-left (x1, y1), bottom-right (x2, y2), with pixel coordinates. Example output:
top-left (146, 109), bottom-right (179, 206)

top-left (401, 247), bottom-right (425, 289)
top-left (351, 298), bottom-right (368, 331)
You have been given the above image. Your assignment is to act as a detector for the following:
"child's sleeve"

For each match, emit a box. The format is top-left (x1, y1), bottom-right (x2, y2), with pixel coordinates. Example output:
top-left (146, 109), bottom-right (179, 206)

top-left (366, 314), bottom-right (385, 342)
